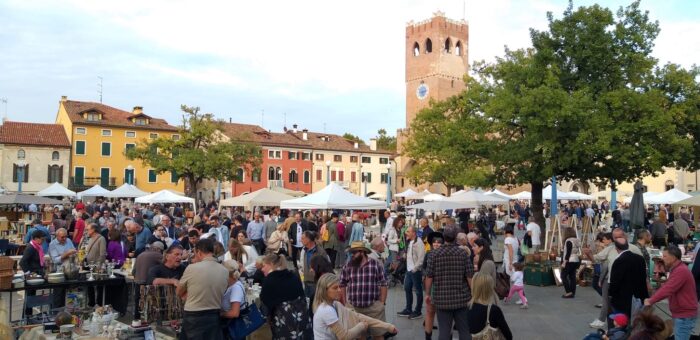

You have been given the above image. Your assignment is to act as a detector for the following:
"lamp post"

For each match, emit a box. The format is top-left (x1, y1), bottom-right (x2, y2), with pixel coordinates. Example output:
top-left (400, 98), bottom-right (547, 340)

top-left (126, 165), bottom-right (134, 185)
top-left (17, 160), bottom-right (26, 193)
top-left (385, 164), bottom-right (392, 207)
top-left (325, 160), bottom-right (331, 185)
top-left (277, 168), bottom-right (283, 187)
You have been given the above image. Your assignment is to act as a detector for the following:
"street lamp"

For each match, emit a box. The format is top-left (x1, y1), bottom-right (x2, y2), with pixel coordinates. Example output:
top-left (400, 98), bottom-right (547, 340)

top-left (385, 163), bottom-right (392, 207)
top-left (126, 165), bottom-right (134, 185)
top-left (325, 160), bottom-right (331, 185)
top-left (17, 160), bottom-right (26, 193)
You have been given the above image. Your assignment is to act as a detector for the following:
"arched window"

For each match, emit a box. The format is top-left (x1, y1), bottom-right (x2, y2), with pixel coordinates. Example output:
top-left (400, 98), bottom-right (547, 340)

top-left (665, 180), bottom-right (674, 191)
top-left (289, 170), bottom-right (298, 183)
top-left (455, 41), bottom-right (462, 56)
top-left (444, 38), bottom-right (451, 53)
top-left (235, 168), bottom-right (245, 182)
top-left (52, 151), bottom-right (59, 161)
top-left (251, 169), bottom-right (261, 183)
top-left (17, 149), bottom-right (25, 160)
top-left (413, 42), bottom-right (420, 56)
top-left (275, 167), bottom-right (282, 180)
top-left (268, 167), bottom-right (275, 180)
top-left (425, 38), bottom-right (432, 53)
top-left (303, 170), bottom-right (310, 184)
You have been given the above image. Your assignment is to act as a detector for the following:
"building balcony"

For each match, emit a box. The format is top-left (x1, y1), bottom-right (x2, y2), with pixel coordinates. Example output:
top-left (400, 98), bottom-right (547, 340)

top-left (268, 180), bottom-right (284, 188)
top-left (68, 177), bottom-right (117, 192)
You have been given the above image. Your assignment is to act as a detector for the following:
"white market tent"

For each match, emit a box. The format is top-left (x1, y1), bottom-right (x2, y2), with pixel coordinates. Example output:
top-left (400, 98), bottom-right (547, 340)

top-left (452, 189), bottom-right (466, 196)
top-left (405, 189), bottom-right (433, 200)
top-left (485, 189), bottom-right (513, 200)
top-left (511, 191), bottom-right (532, 200)
top-left (675, 194), bottom-right (700, 207)
top-left (77, 185), bottom-right (111, 199)
top-left (623, 191), bottom-right (660, 204)
top-left (447, 190), bottom-right (509, 205)
top-left (136, 189), bottom-right (195, 205)
top-left (395, 188), bottom-right (418, 198)
top-left (407, 200), bottom-right (477, 210)
top-left (220, 188), bottom-right (294, 207)
top-left (280, 182), bottom-right (386, 210)
top-left (569, 191), bottom-right (595, 200)
top-left (270, 186), bottom-right (306, 197)
top-left (541, 185), bottom-right (581, 200)
top-left (422, 193), bottom-right (446, 202)
top-left (37, 182), bottom-right (76, 197)
top-left (645, 188), bottom-right (693, 205)
top-left (103, 183), bottom-right (150, 198)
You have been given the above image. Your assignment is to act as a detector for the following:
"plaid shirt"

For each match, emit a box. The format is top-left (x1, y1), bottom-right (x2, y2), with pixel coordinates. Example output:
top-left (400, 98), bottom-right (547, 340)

top-left (339, 257), bottom-right (387, 308)
top-left (425, 243), bottom-right (473, 310)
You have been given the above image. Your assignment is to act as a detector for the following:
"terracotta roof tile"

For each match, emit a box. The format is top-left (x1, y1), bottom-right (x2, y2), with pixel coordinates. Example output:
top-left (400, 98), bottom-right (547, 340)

top-left (222, 123), bottom-right (311, 148)
top-left (62, 100), bottom-right (179, 131)
top-left (0, 121), bottom-right (71, 148)
top-left (285, 130), bottom-right (391, 154)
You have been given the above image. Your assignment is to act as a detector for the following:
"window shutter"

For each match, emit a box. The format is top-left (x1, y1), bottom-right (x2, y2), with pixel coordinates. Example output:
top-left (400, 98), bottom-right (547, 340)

top-left (24, 164), bottom-right (29, 183)
top-left (12, 164), bottom-right (17, 182)
top-left (48, 165), bottom-right (51, 183)
top-left (59, 166), bottom-right (64, 183)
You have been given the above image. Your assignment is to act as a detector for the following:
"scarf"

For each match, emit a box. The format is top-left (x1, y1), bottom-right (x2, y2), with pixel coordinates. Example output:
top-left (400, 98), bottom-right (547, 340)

top-left (30, 240), bottom-right (44, 267)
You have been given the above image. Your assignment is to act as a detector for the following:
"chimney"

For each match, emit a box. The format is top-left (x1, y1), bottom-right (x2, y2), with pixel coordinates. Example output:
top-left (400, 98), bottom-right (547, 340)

top-left (60, 95), bottom-right (67, 102)
top-left (302, 129), bottom-right (308, 141)
top-left (369, 138), bottom-right (377, 151)
top-left (292, 124), bottom-right (298, 133)
top-left (132, 106), bottom-right (143, 115)
top-left (229, 117), bottom-right (232, 123)
top-left (354, 142), bottom-right (359, 149)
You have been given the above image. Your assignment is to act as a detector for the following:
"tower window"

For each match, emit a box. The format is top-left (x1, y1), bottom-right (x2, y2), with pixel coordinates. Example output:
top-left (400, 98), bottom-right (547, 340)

top-left (413, 42), bottom-right (420, 56)
top-left (425, 38), bottom-right (432, 53)
top-left (444, 38), bottom-right (451, 53)
top-left (455, 41), bottom-right (462, 56)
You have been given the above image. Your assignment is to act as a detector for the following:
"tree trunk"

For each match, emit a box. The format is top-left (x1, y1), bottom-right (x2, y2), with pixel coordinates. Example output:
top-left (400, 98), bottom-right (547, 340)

top-left (186, 176), bottom-right (199, 210)
top-left (530, 180), bottom-right (546, 245)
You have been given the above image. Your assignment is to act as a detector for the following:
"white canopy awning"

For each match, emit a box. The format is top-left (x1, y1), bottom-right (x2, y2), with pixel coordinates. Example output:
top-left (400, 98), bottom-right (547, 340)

top-left (511, 191), bottom-right (532, 200)
top-left (569, 191), bottom-right (594, 200)
top-left (103, 183), bottom-right (150, 198)
top-left (674, 194), bottom-right (700, 207)
top-left (395, 188), bottom-right (418, 198)
top-left (220, 188), bottom-right (294, 207)
top-left (623, 191), bottom-right (660, 204)
top-left (135, 190), bottom-right (195, 205)
top-left (37, 182), bottom-right (76, 197)
top-left (405, 189), bottom-right (433, 200)
top-left (77, 185), bottom-right (111, 199)
top-left (407, 200), bottom-right (477, 210)
top-left (485, 189), bottom-right (512, 200)
top-left (541, 185), bottom-right (581, 200)
top-left (422, 193), bottom-right (446, 201)
top-left (270, 186), bottom-right (306, 197)
top-left (280, 182), bottom-right (386, 210)
top-left (447, 190), bottom-right (509, 205)
top-left (645, 188), bottom-right (693, 205)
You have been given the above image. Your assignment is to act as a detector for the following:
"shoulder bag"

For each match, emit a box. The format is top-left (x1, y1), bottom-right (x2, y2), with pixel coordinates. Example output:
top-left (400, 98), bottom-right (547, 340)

top-left (471, 304), bottom-right (506, 340)
top-left (228, 286), bottom-right (265, 339)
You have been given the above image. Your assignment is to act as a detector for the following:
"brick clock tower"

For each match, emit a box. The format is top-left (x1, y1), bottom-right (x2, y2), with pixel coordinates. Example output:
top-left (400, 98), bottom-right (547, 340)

top-left (396, 11), bottom-right (469, 194)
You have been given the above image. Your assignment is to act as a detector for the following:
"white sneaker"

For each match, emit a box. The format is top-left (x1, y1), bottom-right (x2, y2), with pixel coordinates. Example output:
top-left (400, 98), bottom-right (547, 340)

top-left (589, 320), bottom-right (606, 329)
top-left (515, 300), bottom-right (523, 305)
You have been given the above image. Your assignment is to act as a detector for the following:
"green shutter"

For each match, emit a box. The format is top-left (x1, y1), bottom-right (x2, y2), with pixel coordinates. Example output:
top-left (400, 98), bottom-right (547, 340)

top-left (170, 171), bottom-right (178, 183)
top-left (75, 141), bottom-right (85, 155)
top-left (101, 143), bottom-right (111, 156)
top-left (149, 170), bottom-right (157, 182)
top-left (74, 168), bottom-right (84, 185)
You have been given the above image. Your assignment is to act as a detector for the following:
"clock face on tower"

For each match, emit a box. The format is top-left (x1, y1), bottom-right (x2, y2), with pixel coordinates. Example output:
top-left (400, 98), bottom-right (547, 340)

top-left (416, 83), bottom-right (429, 100)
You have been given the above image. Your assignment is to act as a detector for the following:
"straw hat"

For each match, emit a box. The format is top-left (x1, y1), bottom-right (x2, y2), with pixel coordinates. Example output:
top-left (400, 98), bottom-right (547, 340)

top-left (348, 241), bottom-right (371, 253)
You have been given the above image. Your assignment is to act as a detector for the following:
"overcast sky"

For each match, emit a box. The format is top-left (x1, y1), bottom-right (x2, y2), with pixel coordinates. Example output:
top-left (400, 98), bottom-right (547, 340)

top-left (1, 0), bottom-right (698, 140)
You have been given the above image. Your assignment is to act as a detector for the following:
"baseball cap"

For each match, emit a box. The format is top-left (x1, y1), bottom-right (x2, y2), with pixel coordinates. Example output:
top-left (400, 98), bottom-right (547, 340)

top-left (609, 313), bottom-right (628, 327)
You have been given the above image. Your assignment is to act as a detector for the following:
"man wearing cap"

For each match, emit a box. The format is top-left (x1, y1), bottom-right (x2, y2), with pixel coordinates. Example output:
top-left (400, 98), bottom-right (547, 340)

top-left (339, 241), bottom-right (388, 340)
top-left (645, 245), bottom-right (697, 340)
top-left (424, 224), bottom-right (474, 340)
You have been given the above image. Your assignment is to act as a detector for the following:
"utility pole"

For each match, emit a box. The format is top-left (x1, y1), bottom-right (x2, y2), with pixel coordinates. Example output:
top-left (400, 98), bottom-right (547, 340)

top-left (0, 97), bottom-right (7, 121)
top-left (97, 76), bottom-right (103, 103)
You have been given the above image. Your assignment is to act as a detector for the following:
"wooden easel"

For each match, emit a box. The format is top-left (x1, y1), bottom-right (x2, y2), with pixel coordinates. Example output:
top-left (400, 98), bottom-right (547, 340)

top-left (545, 214), bottom-right (563, 254)
top-left (580, 215), bottom-right (594, 248)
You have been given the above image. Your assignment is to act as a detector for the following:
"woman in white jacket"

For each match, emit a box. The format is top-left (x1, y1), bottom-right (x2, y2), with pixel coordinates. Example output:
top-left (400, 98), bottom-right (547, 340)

top-left (267, 220), bottom-right (290, 255)
top-left (386, 219), bottom-right (401, 268)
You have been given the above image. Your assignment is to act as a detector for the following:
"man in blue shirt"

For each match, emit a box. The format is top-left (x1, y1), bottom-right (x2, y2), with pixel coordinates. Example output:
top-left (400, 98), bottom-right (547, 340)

top-left (49, 228), bottom-right (76, 264)
top-left (24, 219), bottom-right (50, 253)
top-left (246, 212), bottom-right (266, 254)
top-left (126, 217), bottom-right (152, 257)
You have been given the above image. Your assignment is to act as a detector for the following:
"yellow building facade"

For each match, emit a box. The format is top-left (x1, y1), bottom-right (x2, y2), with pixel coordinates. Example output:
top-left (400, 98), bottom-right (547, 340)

top-left (54, 96), bottom-right (184, 193)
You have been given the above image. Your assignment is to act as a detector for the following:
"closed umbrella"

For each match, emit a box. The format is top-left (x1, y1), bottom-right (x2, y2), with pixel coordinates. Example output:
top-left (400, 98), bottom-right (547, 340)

top-left (629, 181), bottom-right (646, 229)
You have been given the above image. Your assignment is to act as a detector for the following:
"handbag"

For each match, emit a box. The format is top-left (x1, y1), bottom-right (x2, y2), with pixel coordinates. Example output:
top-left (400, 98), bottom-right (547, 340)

top-left (495, 271), bottom-right (510, 299)
top-left (471, 304), bottom-right (506, 340)
top-left (228, 303), bottom-right (265, 339)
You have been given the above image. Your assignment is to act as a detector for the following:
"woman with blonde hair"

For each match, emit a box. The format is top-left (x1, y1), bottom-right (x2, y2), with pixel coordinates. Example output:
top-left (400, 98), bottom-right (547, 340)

top-left (266, 218), bottom-right (291, 256)
top-left (225, 238), bottom-right (258, 276)
top-left (313, 273), bottom-right (398, 340)
top-left (467, 272), bottom-right (513, 339)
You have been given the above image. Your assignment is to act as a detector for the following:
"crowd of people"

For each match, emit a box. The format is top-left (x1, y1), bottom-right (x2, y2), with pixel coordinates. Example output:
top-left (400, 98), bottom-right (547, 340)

top-left (13, 196), bottom-right (700, 340)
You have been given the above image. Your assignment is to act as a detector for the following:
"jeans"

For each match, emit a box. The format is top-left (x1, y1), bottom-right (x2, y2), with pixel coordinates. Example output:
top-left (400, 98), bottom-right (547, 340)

top-left (291, 246), bottom-right (302, 269)
top-left (592, 264), bottom-right (602, 296)
top-left (404, 270), bottom-right (423, 313)
top-left (582, 332), bottom-right (603, 340)
top-left (436, 308), bottom-right (470, 340)
top-left (562, 262), bottom-right (580, 295)
top-left (673, 317), bottom-right (696, 340)
top-left (182, 310), bottom-right (222, 340)
top-left (325, 248), bottom-right (337, 268)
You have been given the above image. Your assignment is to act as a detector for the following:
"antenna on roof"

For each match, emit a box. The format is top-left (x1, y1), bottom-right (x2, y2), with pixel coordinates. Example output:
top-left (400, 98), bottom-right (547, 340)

top-left (261, 109), bottom-right (264, 128)
top-left (97, 76), bottom-right (103, 103)
top-left (283, 112), bottom-right (287, 129)
top-left (0, 97), bottom-right (7, 123)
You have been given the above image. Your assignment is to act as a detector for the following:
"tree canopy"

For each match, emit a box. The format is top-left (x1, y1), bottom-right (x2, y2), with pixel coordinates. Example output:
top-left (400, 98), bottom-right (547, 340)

top-left (404, 0), bottom-right (699, 232)
top-left (375, 128), bottom-right (397, 152)
top-left (126, 105), bottom-right (262, 205)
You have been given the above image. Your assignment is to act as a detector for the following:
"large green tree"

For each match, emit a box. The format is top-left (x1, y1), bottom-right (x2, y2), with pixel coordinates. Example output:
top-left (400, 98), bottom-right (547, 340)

top-left (404, 1), bottom-right (697, 235)
top-left (126, 105), bottom-right (261, 206)
top-left (375, 128), bottom-right (397, 152)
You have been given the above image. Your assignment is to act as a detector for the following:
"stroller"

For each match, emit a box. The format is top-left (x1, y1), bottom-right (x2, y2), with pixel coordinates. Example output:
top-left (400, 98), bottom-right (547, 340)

top-left (388, 253), bottom-right (407, 288)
